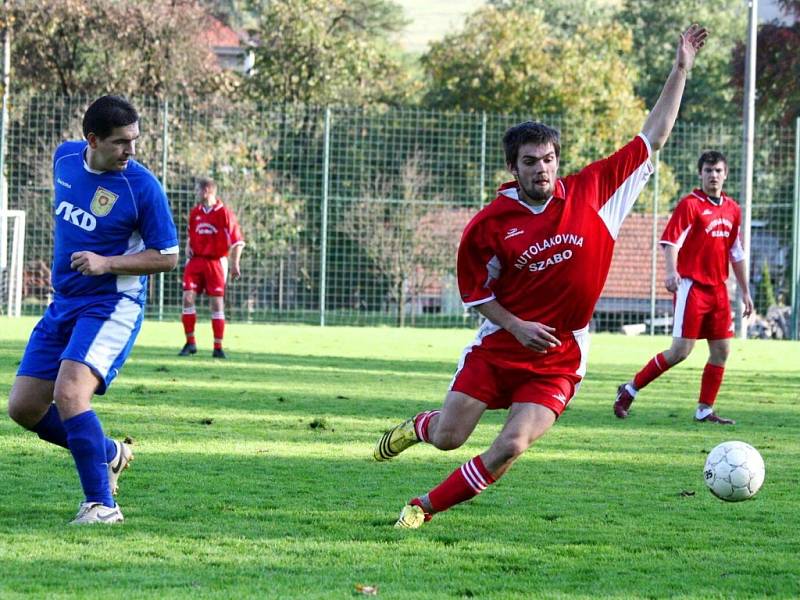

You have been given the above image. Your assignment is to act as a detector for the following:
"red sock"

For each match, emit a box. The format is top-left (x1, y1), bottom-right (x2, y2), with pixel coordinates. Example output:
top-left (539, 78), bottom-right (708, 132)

top-left (211, 312), bottom-right (225, 350)
top-left (182, 310), bottom-right (196, 345)
top-left (633, 352), bottom-right (670, 390)
top-left (426, 455), bottom-right (495, 514)
top-left (413, 410), bottom-right (440, 443)
top-left (699, 363), bottom-right (725, 406)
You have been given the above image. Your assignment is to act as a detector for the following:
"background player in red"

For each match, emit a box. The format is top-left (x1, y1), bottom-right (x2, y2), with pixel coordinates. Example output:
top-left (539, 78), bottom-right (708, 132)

top-left (179, 177), bottom-right (245, 358)
top-left (614, 151), bottom-right (753, 424)
top-left (373, 25), bottom-right (708, 528)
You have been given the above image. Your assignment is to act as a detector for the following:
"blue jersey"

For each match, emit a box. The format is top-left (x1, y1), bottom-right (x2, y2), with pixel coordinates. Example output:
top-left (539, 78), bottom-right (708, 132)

top-left (52, 141), bottom-right (178, 302)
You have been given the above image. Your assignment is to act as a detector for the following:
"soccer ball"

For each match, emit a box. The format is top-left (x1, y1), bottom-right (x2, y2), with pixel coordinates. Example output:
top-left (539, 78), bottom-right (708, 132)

top-left (703, 441), bottom-right (765, 502)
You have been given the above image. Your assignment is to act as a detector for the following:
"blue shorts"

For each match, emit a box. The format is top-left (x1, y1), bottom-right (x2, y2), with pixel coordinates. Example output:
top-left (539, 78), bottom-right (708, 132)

top-left (17, 295), bottom-right (144, 395)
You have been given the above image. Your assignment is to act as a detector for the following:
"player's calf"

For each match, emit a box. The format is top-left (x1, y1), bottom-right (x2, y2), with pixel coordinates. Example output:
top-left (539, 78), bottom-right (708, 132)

top-left (373, 410), bottom-right (440, 461)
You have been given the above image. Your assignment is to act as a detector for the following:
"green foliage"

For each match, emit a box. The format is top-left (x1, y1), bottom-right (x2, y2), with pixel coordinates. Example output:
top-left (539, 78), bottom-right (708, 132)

top-left (620, 0), bottom-right (747, 124)
top-left (242, 0), bottom-right (417, 106)
top-left (421, 6), bottom-right (646, 172)
top-left (1, 320), bottom-right (799, 596)
top-left (731, 19), bottom-right (800, 125)
top-left (8, 0), bottom-right (236, 98)
top-left (488, 0), bottom-right (623, 31)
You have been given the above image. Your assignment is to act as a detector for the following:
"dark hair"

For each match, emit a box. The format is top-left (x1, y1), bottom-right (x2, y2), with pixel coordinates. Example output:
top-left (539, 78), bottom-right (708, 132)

top-left (82, 95), bottom-right (138, 139)
top-left (502, 121), bottom-right (561, 166)
top-left (196, 176), bottom-right (217, 190)
top-left (697, 150), bottom-right (727, 174)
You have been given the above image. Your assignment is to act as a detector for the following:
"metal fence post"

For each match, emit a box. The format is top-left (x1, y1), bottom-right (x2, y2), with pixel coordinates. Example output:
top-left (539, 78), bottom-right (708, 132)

top-left (649, 152), bottom-right (660, 335)
top-left (0, 18), bottom-right (10, 271)
top-left (479, 111), bottom-right (487, 207)
top-left (319, 107), bottom-right (331, 327)
top-left (159, 98), bottom-right (169, 321)
top-left (792, 117), bottom-right (800, 340)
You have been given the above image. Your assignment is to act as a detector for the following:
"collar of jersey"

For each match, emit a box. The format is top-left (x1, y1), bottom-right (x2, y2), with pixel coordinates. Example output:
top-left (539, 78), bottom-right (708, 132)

top-left (691, 188), bottom-right (727, 206)
top-left (498, 180), bottom-right (564, 214)
top-left (200, 202), bottom-right (224, 213)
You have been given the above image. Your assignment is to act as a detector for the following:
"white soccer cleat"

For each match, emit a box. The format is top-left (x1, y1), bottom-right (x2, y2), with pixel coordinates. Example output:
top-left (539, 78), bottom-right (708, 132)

top-left (108, 439), bottom-right (134, 496)
top-left (69, 502), bottom-right (124, 525)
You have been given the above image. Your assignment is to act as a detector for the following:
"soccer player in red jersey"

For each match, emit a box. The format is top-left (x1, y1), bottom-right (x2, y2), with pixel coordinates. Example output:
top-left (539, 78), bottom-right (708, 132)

top-left (374, 25), bottom-right (708, 528)
top-left (614, 150), bottom-right (753, 424)
top-left (179, 177), bottom-right (245, 358)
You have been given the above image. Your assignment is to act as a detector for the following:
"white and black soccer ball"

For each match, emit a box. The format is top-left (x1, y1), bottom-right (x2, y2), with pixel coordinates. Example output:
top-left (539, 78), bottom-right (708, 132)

top-left (703, 441), bottom-right (765, 502)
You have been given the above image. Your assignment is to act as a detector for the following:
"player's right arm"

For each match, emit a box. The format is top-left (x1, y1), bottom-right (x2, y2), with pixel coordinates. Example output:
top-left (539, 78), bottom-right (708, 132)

top-left (476, 300), bottom-right (560, 353)
top-left (642, 24), bottom-right (707, 151)
top-left (662, 244), bottom-right (680, 292)
top-left (659, 197), bottom-right (694, 292)
top-left (457, 213), bottom-right (560, 352)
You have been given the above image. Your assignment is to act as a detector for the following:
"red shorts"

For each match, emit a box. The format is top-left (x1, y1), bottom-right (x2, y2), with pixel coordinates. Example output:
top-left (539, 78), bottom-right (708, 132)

top-left (448, 326), bottom-right (588, 417)
top-left (672, 279), bottom-right (733, 339)
top-left (182, 256), bottom-right (227, 297)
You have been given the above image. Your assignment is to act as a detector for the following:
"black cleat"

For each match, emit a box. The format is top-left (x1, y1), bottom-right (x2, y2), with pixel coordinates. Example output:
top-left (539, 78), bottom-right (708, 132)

top-left (212, 348), bottom-right (227, 359)
top-left (178, 343), bottom-right (197, 356)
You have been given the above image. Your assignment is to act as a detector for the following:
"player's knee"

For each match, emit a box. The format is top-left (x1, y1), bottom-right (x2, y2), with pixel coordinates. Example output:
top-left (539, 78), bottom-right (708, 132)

top-left (7, 392), bottom-right (36, 428)
top-left (430, 428), bottom-right (466, 451)
top-left (494, 435), bottom-right (530, 464)
top-left (669, 347), bottom-right (692, 364)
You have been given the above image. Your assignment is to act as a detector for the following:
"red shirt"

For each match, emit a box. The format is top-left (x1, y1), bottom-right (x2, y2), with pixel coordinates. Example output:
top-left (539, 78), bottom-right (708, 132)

top-left (457, 134), bottom-right (653, 357)
top-left (660, 189), bottom-right (744, 286)
top-left (188, 202), bottom-right (244, 259)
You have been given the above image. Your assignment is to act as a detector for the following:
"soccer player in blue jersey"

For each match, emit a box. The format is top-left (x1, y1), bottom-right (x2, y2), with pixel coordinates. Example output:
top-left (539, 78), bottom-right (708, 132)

top-left (6, 96), bottom-right (178, 524)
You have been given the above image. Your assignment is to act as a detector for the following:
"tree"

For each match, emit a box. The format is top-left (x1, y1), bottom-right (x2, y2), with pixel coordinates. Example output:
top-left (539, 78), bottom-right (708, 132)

top-left (620, 0), bottom-right (746, 124)
top-left (340, 150), bottom-right (458, 326)
top-left (731, 0), bottom-right (800, 125)
top-left (242, 0), bottom-right (417, 107)
top-left (421, 6), bottom-right (646, 173)
top-left (8, 0), bottom-right (233, 98)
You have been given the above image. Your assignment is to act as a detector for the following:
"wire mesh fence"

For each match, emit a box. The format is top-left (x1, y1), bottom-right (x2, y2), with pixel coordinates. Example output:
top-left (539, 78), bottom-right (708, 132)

top-left (2, 95), bottom-right (798, 338)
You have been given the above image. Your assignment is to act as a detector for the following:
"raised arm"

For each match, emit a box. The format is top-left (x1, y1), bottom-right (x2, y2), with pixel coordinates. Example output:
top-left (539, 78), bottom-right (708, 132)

top-left (642, 24), bottom-right (708, 151)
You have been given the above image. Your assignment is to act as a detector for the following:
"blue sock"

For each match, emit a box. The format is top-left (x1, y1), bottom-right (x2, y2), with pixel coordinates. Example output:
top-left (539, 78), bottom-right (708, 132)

top-left (33, 404), bottom-right (118, 461)
top-left (63, 410), bottom-right (115, 508)
top-left (32, 404), bottom-right (68, 448)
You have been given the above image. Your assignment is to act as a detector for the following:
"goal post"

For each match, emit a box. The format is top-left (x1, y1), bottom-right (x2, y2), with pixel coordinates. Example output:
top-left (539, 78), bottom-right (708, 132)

top-left (1, 209), bottom-right (25, 317)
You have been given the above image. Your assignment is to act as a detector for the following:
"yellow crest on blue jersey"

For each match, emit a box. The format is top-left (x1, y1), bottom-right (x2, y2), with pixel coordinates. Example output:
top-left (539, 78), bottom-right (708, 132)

top-left (90, 187), bottom-right (119, 217)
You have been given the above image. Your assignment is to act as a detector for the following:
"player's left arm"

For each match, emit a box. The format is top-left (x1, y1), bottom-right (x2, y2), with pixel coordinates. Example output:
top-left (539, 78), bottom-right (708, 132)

top-left (641, 24), bottom-right (707, 151)
top-left (226, 207), bottom-right (245, 280)
top-left (730, 259), bottom-right (753, 317)
top-left (70, 249), bottom-right (178, 276)
top-left (729, 223), bottom-right (753, 317)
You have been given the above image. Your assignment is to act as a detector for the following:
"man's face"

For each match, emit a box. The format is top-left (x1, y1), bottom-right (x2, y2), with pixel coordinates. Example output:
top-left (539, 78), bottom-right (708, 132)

top-left (700, 160), bottom-right (727, 197)
top-left (196, 183), bottom-right (216, 203)
top-left (509, 142), bottom-right (559, 204)
top-left (87, 122), bottom-right (139, 171)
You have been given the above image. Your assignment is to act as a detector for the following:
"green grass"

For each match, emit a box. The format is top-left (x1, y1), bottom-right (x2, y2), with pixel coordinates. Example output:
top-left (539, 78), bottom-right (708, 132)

top-left (1, 317), bottom-right (799, 599)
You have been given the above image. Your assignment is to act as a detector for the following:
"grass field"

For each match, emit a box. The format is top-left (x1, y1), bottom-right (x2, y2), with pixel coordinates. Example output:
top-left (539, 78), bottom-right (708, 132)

top-left (1, 317), bottom-right (799, 599)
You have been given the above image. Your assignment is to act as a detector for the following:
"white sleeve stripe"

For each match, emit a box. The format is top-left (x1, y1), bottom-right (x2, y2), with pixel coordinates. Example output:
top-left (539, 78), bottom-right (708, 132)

top-left (637, 132), bottom-right (653, 157)
top-left (462, 295), bottom-right (496, 308)
top-left (596, 158), bottom-right (655, 240)
top-left (730, 233), bottom-right (745, 262)
top-left (159, 245), bottom-right (179, 255)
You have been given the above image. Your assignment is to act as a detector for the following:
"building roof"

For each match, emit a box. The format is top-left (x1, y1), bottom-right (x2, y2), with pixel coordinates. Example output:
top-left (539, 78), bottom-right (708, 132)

top-left (203, 16), bottom-right (244, 48)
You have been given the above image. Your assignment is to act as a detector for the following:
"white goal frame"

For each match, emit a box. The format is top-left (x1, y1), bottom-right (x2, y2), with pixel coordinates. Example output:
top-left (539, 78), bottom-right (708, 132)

top-left (1, 209), bottom-right (25, 317)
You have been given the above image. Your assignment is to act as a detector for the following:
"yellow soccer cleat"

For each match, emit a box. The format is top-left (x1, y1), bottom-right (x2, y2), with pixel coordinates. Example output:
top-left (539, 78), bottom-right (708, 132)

top-left (374, 417), bottom-right (419, 461)
top-left (394, 504), bottom-right (426, 529)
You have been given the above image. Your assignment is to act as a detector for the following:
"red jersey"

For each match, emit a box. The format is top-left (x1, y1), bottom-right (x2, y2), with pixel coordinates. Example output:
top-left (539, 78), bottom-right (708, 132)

top-left (660, 189), bottom-right (744, 286)
top-left (457, 134), bottom-right (653, 361)
top-left (187, 202), bottom-right (244, 259)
